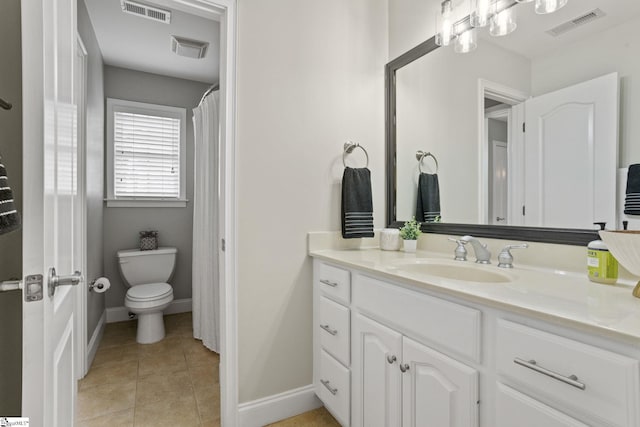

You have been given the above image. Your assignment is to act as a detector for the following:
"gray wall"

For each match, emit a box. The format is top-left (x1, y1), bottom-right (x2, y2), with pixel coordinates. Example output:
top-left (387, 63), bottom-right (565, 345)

top-left (103, 66), bottom-right (209, 308)
top-left (0, 0), bottom-right (22, 415)
top-left (79, 0), bottom-right (106, 342)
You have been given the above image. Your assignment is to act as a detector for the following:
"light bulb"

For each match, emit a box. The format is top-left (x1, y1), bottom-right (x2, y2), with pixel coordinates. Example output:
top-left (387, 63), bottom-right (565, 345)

top-left (454, 28), bottom-right (477, 53)
top-left (435, 0), bottom-right (455, 46)
top-left (489, 5), bottom-right (516, 36)
top-left (535, 0), bottom-right (568, 14)
top-left (470, 0), bottom-right (492, 28)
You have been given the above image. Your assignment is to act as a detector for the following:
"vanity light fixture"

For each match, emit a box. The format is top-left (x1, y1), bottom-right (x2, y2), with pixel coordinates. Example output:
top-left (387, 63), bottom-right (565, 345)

top-left (454, 26), bottom-right (478, 52)
top-left (435, 0), bottom-right (455, 46)
top-left (534, 0), bottom-right (568, 15)
top-left (435, 0), bottom-right (568, 53)
top-left (470, 0), bottom-right (492, 27)
top-left (489, 2), bottom-right (517, 36)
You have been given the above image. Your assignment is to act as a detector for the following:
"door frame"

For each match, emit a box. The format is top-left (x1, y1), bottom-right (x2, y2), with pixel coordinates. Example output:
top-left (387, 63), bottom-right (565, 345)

top-left (484, 108), bottom-right (510, 225)
top-left (162, 0), bottom-right (239, 425)
top-left (76, 33), bottom-right (89, 379)
top-left (477, 79), bottom-right (527, 223)
top-left (22, 0), bottom-right (239, 425)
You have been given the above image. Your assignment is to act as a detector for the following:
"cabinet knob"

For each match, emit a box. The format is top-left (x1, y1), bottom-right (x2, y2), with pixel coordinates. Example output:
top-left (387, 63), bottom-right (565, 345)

top-left (387, 355), bottom-right (397, 364)
top-left (399, 363), bottom-right (410, 373)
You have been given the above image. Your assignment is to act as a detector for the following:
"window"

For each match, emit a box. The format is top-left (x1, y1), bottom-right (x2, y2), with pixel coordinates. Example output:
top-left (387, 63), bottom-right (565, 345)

top-left (106, 98), bottom-right (187, 207)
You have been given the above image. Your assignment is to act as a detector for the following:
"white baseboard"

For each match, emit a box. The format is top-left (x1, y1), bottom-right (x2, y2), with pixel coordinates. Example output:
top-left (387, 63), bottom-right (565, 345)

top-left (86, 310), bottom-right (106, 372)
top-left (106, 298), bottom-right (192, 323)
top-left (238, 384), bottom-right (322, 427)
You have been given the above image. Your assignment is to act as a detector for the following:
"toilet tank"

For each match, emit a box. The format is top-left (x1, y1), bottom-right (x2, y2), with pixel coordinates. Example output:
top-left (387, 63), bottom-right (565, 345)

top-left (117, 247), bottom-right (177, 287)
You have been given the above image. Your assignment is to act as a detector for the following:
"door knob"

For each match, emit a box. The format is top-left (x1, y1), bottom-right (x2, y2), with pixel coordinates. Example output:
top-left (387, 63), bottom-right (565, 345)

top-left (48, 267), bottom-right (82, 297)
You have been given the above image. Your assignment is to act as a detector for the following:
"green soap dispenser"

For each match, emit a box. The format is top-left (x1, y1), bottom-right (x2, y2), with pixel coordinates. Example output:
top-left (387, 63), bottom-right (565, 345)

top-left (587, 222), bottom-right (618, 285)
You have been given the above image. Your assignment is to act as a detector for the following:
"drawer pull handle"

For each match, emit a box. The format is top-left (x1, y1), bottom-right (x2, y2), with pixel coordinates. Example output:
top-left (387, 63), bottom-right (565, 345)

top-left (320, 324), bottom-right (338, 336)
top-left (320, 279), bottom-right (338, 287)
top-left (399, 363), bottom-right (410, 373)
top-left (387, 355), bottom-right (397, 364)
top-left (320, 379), bottom-right (338, 395)
top-left (514, 358), bottom-right (586, 390)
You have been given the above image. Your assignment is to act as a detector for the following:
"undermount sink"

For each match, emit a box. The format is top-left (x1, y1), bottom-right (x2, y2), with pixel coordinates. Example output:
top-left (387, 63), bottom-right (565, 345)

top-left (391, 259), bottom-right (513, 283)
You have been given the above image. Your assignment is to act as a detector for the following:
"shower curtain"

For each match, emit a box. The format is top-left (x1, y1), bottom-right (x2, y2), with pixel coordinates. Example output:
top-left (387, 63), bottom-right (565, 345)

top-left (192, 89), bottom-right (220, 353)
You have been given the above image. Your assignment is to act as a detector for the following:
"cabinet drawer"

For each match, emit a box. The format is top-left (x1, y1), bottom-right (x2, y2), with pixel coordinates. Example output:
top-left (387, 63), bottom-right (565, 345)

top-left (316, 262), bottom-right (351, 305)
top-left (496, 383), bottom-right (589, 427)
top-left (318, 349), bottom-right (350, 427)
top-left (496, 319), bottom-right (639, 427)
top-left (353, 275), bottom-right (481, 363)
top-left (319, 296), bottom-right (350, 366)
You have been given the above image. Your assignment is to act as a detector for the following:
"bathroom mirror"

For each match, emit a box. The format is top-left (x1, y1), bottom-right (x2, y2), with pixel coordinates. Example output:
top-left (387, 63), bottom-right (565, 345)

top-left (387, 0), bottom-right (640, 245)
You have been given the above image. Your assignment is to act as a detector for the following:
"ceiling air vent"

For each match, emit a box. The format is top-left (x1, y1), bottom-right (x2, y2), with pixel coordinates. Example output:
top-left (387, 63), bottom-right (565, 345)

top-left (120, 0), bottom-right (171, 24)
top-left (171, 36), bottom-right (209, 59)
top-left (546, 8), bottom-right (606, 37)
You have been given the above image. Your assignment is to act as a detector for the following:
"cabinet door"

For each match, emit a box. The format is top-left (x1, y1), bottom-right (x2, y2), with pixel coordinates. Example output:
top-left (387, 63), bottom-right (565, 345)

top-left (496, 383), bottom-right (589, 427)
top-left (402, 337), bottom-right (478, 427)
top-left (352, 312), bottom-right (403, 427)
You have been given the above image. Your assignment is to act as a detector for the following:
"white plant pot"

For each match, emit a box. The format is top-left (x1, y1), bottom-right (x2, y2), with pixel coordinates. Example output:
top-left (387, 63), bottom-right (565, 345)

top-left (403, 239), bottom-right (417, 253)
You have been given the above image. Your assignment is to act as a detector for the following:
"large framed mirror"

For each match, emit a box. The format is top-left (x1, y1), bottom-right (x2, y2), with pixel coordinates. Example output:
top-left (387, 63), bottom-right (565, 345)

top-left (386, 0), bottom-right (640, 245)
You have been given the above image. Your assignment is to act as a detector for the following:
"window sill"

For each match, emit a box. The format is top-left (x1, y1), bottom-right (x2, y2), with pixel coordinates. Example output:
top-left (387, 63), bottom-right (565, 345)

top-left (105, 198), bottom-right (188, 208)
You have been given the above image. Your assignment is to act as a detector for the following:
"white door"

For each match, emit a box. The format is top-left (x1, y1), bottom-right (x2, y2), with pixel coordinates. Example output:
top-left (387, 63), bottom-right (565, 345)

top-left (523, 73), bottom-right (618, 229)
top-left (402, 337), bottom-right (478, 427)
top-left (21, 0), bottom-right (83, 425)
top-left (351, 312), bottom-right (403, 427)
top-left (491, 140), bottom-right (508, 225)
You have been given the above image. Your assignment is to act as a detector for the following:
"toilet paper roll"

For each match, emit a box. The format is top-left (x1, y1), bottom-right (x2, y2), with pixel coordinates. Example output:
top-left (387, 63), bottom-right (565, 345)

top-left (91, 277), bottom-right (111, 293)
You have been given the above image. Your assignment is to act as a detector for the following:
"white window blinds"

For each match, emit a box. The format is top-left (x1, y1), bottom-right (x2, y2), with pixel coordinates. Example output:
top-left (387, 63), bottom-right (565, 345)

top-left (113, 111), bottom-right (181, 198)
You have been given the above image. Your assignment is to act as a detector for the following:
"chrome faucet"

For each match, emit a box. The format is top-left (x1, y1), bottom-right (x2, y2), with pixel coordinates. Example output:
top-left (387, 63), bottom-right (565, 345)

top-left (497, 244), bottom-right (529, 268)
top-left (460, 235), bottom-right (491, 264)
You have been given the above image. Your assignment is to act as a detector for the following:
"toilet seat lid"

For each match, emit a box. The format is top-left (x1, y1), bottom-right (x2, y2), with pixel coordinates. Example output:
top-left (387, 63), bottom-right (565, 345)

top-left (127, 283), bottom-right (173, 301)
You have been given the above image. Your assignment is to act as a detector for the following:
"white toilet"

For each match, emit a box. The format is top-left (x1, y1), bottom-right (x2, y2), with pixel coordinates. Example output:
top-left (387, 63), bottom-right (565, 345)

top-left (116, 247), bottom-right (177, 344)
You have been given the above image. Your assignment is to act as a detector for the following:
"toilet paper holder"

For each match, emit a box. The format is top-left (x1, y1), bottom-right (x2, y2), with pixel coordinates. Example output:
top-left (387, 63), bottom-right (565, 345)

top-left (89, 278), bottom-right (109, 292)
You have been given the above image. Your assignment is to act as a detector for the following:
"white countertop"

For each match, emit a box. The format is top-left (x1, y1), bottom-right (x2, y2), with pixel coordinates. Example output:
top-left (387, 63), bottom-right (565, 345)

top-left (309, 247), bottom-right (640, 342)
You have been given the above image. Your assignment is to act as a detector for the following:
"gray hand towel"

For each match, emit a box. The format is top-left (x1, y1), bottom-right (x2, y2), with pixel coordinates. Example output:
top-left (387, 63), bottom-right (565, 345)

top-left (416, 173), bottom-right (441, 223)
top-left (0, 157), bottom-right (21, 235)
top-left (624, 164), bottom-right (640, 215)
top-left (342, 167), bottom-right (374, 239)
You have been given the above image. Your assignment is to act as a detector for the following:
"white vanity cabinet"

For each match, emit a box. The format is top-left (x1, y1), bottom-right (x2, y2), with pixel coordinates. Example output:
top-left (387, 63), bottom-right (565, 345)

top-left (350, 312), bottom-right (479, 427)
top-left (350, 275), bottom-right (480, 427)
top-left (312, 257), bottom-right (640, 427)
top-left (495, 319), bottom-right (640, 427)
top-left (313, 262), bottom-right (352, 426)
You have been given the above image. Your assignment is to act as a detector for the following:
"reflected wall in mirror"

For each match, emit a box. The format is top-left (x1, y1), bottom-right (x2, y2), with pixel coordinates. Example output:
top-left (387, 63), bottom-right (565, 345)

top-left (388, 0), bottom-right (640, 242)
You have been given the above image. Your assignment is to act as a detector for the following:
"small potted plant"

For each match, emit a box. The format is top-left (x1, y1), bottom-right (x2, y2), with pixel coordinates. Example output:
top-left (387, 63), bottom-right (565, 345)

top-left (399, 217), bottom-right (421, 253)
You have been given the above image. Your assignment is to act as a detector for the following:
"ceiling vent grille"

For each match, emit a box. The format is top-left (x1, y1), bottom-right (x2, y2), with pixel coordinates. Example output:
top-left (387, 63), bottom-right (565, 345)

top-left (171, 36), bottom-right (209, 59)
top-left (120, 0), bottom-right (171, 24)
top-left (546, 8), bottom-right (606, 37)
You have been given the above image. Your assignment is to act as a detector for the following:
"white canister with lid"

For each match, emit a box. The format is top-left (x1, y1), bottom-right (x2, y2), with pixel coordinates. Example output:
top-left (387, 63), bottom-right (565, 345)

top-left (380, 228), bottom-right (402, 251)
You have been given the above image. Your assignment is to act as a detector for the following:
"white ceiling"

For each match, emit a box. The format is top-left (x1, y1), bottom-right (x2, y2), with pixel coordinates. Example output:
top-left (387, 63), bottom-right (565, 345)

top-left (477, 0), bottom-right (640, 59)
top-left (83, 0), bottom-right (219, 84)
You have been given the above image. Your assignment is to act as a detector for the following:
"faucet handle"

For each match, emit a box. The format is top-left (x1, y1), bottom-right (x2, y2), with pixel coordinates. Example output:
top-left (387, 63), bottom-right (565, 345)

top-left (498, 244), bottom-right (529, 268)
top-left (448, 238), bottom-right (468, 261)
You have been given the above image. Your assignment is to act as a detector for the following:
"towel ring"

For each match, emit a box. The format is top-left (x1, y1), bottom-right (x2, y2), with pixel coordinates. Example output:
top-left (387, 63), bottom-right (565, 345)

top-left (343, 141), bottom-right (369, 168)
top-left (416, 150), bottom-right (438, 174)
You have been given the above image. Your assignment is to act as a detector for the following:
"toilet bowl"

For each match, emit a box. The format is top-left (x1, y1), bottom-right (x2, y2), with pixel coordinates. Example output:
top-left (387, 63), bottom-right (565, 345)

top-left (117, 247), bottom-right (177, 344)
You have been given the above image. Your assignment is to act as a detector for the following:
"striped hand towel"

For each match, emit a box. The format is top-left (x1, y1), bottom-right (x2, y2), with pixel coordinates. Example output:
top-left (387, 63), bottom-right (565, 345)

top-left (0, 157), bottom-right (21, 235)
top-left (624, 164), bottom-right (640, 216)
top-left (415, 173), bottom-right (441, 223)
top-left (341, 167), bottom-right (374, 239)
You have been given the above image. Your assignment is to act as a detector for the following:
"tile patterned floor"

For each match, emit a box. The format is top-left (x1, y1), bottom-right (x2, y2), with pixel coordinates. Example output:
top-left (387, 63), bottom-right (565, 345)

top-left (77, 312), bottom-right (339, 426)
top-left (76, 313), bottom-right (220, 427)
